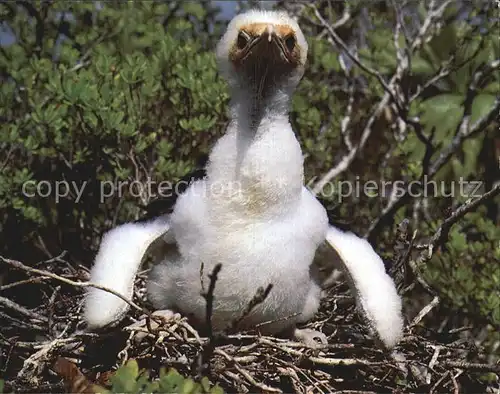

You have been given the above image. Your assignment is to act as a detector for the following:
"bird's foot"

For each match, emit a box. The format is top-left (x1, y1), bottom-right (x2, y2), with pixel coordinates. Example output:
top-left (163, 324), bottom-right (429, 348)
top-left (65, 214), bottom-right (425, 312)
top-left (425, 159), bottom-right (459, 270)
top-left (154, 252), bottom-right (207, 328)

top-left (149, 309), bottom-right (182, 324)
top-left (293, 328), bottom-right (328, 348)
top-left (125, 309), bottom-right (182, 342)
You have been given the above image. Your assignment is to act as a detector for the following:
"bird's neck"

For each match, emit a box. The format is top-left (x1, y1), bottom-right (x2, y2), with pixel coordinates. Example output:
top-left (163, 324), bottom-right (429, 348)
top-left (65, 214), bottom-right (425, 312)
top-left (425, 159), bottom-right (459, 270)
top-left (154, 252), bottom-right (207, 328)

top-left (205, 83), bottom-right (304, 219)
top-left (228, 85), bottom-right (295, 179)
top-left (230, 85), bottom-right (292, 134)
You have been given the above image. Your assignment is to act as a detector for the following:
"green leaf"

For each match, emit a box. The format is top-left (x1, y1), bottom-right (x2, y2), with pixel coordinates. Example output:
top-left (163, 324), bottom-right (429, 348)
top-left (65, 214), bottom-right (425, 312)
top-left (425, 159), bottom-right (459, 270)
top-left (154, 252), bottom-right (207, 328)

top-left (461, 137), bottom-right (483, 178)
top-left (182, 2), bottom-right (206, 20)
top-left (470, 94), bottom-right (496, 124)
top-left (449, 230), bottom-right (467, 253)
top-left (428, 24), bottom-right (457, 61)
top-left (110, 359), bottom-right (140, 393)
top-left (159, 369), bottom-right (187, 393)
top-left (412, 55), bottom-right (435, 75)
top-left (85, 112), bottom-right (99, 129)
top-left (320, 52), bottom-right (340, 72)
top-left (420, 93), bottom-right (463, 137)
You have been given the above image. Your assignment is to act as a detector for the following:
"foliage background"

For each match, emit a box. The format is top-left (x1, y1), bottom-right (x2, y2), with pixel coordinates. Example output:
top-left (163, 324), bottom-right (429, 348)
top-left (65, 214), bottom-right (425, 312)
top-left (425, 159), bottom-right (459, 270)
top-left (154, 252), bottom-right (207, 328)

top-left (0, 0), bottom-right (498, 392)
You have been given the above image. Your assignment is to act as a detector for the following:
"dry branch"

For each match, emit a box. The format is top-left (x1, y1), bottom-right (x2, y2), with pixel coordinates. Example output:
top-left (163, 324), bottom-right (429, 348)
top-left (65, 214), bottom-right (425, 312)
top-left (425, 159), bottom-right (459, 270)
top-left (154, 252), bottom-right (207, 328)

top-left (1, 256), bottom-right (146, 314)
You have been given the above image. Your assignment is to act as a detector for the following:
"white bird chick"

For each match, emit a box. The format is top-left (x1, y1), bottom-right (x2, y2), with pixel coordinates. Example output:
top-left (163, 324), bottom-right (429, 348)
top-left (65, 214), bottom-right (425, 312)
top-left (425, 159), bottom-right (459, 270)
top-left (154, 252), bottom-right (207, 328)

top-left (84, 9), bottom-right (404, 349)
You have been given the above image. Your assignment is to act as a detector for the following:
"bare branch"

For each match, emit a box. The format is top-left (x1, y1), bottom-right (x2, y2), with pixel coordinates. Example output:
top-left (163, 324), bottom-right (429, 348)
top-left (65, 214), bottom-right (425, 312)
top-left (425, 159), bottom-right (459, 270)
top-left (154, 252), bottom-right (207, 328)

top-left (429, 95), bottom-right (499, 178)
top-left (200, 263), bottom-right (222, 339)
top-left (455, 58), bottom-right (500, 138)
top-left (340, 82), bottom-right (355, 151)
top-left (441, 361), bottom-right (500, 373)
top-left (366, 61), bottom-right (499, 240)
top-left (215, 348), bottom-right (281, 393)
top-left (410, 296), bottom-right (440, 327)
top-left (198, 263), bottom-right (223, 377)
top-left (416, 183), bottom-right (500, 260)
top-left (411, 0), bottom-right (453, 52)
top-left (309, 4), bottom-right (398, 105)
top-left (0, 296), bottom-right (48, 323)
top-left (0, 277), bottom-right (51, 291)
top-left (1, 256), bottom-right (146, 315)
top-left (229, 284), bottom-right (273, 331)
top-left (313, 94), bottom-right (391, 194)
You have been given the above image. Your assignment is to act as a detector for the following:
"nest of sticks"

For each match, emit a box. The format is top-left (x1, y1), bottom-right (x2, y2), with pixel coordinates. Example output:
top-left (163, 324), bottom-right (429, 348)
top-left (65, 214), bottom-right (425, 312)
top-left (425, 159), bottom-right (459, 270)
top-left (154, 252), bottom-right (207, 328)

top-left (1, 251), bottom-right (499, 394)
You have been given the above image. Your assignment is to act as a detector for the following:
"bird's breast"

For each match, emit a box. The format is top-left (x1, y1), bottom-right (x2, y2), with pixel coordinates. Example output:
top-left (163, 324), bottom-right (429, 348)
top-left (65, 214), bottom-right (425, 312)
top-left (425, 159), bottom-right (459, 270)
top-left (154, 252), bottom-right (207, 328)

top-left (207, 125), bottom-right (304, 217)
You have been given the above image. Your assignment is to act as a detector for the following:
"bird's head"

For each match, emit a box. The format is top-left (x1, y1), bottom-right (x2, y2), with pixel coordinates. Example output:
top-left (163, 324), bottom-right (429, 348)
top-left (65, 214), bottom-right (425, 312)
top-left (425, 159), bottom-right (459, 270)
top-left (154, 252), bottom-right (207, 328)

top-left (216, 10), bottom-right (308, 96)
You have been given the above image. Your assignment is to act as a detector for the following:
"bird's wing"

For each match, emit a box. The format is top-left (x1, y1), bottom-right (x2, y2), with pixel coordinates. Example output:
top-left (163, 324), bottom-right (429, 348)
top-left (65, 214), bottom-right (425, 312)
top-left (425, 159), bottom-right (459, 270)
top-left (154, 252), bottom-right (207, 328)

top-left (84, 215), bottom-right (172, 328)
top-left (84, 157), bottom-right (207, 329)
top-left (320, 225), bottom-right (404, 349)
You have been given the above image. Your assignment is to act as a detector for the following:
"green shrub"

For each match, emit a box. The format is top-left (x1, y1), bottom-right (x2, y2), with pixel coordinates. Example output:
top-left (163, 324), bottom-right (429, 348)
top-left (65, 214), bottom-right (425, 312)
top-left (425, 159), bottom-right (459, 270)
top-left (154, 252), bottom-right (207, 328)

top-left (424, 211), bottom-right (500, 324)
top-left (97, 360), bottom-right (223, 394)
top-left (0, 2), bottom-right (228, 262)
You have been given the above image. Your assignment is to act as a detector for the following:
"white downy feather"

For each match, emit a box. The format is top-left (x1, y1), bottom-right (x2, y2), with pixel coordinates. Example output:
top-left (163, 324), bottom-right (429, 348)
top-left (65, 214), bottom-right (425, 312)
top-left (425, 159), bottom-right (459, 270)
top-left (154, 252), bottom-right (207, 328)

top-left (84, 216), bottom-right (170, 328)
top-left (325, 226), bottom-right (404, 348)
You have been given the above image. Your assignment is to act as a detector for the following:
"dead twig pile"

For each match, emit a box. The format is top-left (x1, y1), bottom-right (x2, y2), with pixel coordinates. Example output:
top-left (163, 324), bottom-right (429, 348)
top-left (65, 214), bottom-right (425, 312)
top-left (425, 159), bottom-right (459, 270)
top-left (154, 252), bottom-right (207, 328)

top-left (1, 242), bottom-right (498, 393)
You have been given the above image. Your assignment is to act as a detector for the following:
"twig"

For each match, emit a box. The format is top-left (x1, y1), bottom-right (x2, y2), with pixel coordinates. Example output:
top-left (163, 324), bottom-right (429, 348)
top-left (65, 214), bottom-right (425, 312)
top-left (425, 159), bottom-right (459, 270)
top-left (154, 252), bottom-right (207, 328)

top-left (229, 284), bottom-right (273, 331)
top-left (390, 218), bottom-right (415, 291)
top-left (411, 0), bottom-right (452, 52)
top-left (429, 370), bottom-right (450, 394)
top-left (428, 345), bottom-right (442, 371)
top-left (215, 348), bottom-right (282, 393)
top-left (309, 5), bottom-right (398, 105)
top-left (0, 277), bottom-right (51, 291)
top-left (0, 296), bottom-right (48, 323)
top-left (258, 338), bottom-right (390, 367)
top-left (450, 372), bottom-right (459, 394)
top-left (429, 58), bottom-right (499, 175)
top-left (0, 256), bottom-right (145, 314)
top-left (340, 82), bottom-right (355, 151)
top-left (47, 286), bottom-right (61, 337)
top-left (197, 263), bottom-right (222, 376)
top-left (16, 337), bottom-right (84, 385)
top-left (313, 93), bottom-right (392, 194)
top-left (201, 263), bottom-right (222, 341)
top-left (410, 296), bottom-right (440, 328)
top-left (456, 58), bottom-right (499, 137)
top-left (254, 312), bottom-right (301, 330)
top-left (276, 367), bottom-right (303, 394)
top-left (310, 0), bottom-right (437, 193)
top-left (0, 311), bottom-right (46, 331)
top-left (440, 361), bottom-right (500, 373)
top-left (417, 184), bottom-right (500, 261)
top-left (366, 94), bottom-right (499, 240)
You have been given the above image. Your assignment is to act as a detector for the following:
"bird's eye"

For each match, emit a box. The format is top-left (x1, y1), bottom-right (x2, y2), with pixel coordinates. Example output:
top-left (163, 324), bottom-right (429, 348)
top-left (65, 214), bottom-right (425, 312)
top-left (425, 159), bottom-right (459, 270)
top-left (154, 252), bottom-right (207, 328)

top-left (237, 31), bottom-right (249, 50)
top-left (285, 35), bottom-right (296, 51)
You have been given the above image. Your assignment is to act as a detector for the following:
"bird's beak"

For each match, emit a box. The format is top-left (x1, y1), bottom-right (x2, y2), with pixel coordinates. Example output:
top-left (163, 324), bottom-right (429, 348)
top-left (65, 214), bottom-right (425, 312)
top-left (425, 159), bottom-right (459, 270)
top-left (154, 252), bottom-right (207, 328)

top-left (240, 26), bottom-right (292, 66)
top-left (231, 24), bottom-right (299, 95)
